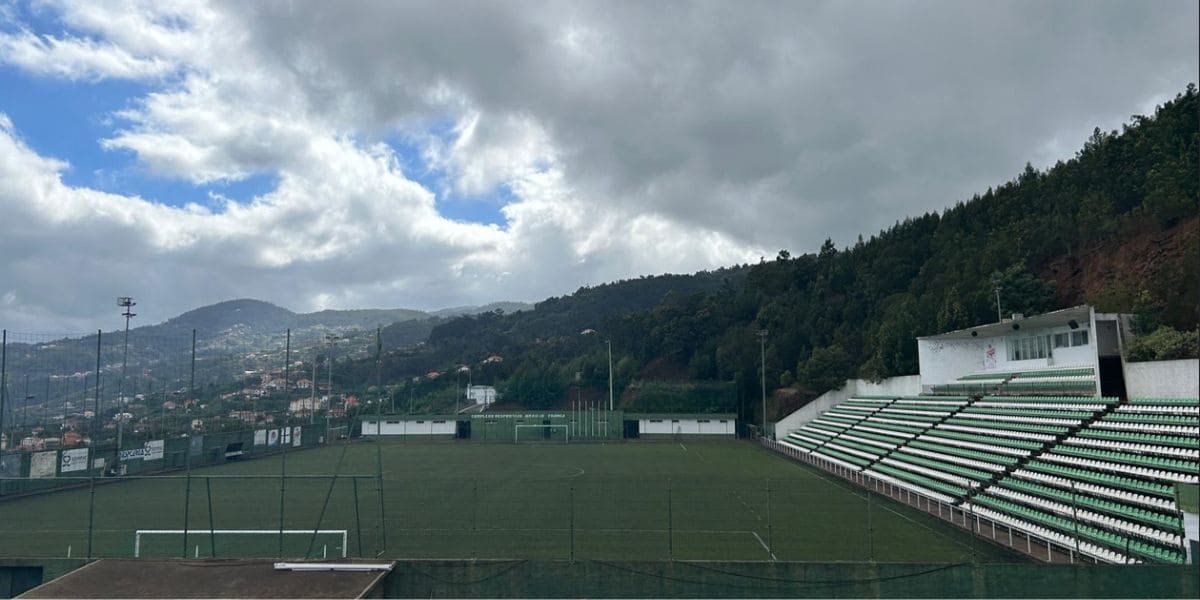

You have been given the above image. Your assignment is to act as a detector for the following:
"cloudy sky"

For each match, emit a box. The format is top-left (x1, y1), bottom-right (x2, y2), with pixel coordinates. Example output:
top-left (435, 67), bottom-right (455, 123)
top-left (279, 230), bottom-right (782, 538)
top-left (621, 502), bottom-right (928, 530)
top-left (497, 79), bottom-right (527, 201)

top-left (1, 0), bottom-right (1196, 331)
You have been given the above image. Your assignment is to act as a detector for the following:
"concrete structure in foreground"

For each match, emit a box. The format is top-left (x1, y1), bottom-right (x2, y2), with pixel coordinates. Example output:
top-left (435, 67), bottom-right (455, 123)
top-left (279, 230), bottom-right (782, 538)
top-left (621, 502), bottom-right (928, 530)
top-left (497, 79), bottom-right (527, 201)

top-left (17, 559), bottom-right (393, 599)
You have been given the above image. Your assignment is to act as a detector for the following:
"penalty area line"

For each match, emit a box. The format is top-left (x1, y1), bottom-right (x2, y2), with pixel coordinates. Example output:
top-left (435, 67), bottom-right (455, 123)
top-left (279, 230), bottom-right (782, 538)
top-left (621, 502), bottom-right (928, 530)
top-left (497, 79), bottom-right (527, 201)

top-left (751, 531), bottom-right (778, 561)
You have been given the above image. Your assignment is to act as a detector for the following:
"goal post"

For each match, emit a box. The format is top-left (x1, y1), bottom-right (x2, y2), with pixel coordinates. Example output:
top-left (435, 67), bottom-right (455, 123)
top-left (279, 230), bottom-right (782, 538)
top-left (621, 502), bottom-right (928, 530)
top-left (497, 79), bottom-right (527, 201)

top-left (514, 424), bottom-right (569, 443)
top-left (133, 529), bottom-right (348, 558)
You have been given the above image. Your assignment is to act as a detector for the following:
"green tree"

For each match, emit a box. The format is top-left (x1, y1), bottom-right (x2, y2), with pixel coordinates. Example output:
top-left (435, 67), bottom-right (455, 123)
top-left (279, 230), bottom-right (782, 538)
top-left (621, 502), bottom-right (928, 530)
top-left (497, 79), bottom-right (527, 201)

top-left (1125, 326), bottom-right (1199, 361)
top-left (797, 345), bottom-right (854, 393)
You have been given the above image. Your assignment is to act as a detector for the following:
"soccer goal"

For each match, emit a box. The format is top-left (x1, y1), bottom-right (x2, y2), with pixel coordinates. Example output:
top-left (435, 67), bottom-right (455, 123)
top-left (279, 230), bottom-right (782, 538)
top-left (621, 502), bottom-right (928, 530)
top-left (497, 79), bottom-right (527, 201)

top-left (133, 529), bottom-right (348, 558)
top-left (514, 424), bottom-right (569, 443)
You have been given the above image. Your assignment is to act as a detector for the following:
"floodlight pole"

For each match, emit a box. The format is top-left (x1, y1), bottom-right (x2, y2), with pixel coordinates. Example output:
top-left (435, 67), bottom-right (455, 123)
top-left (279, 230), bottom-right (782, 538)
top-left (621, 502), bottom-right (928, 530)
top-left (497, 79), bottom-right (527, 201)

top-left (325, 334), bottom-right (337, 438)
top-left (93, 331), bottom-right (102, 450)
top-left (758, 329), bottom-right (768, 436)
top-left (116, 297), bottom-right (136, 452)
top-left (992, 276), bottom-right (1003, 323)
top-left (284, 329), bottom-right (290, 427)
top-left (310, 353), bottom-right (318, 425)
top-left (326, 334), bottom-right (337, 403)
top-left (22, 373), bottom-right (30, 428)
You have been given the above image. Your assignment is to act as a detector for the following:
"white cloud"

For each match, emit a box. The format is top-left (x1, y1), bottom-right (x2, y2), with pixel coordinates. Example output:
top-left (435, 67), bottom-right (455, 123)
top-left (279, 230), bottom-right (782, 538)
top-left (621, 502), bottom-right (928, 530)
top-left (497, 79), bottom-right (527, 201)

top-left (0, 28), bottom-right (174, 80)
top-left (0, 0), bottom-right (1195, 330)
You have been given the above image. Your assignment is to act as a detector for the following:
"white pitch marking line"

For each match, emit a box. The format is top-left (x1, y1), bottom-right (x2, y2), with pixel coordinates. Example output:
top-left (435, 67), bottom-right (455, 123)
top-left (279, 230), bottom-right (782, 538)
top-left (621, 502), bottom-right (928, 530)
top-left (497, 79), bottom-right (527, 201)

top-left (751, 531), bottom-right (778, 561)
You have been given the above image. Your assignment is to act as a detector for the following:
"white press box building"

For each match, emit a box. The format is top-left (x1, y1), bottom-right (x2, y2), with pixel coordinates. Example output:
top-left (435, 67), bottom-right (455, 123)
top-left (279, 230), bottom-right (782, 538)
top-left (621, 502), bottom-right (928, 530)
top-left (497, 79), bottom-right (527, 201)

top-left (917, 305), bottom-right (1130, 397)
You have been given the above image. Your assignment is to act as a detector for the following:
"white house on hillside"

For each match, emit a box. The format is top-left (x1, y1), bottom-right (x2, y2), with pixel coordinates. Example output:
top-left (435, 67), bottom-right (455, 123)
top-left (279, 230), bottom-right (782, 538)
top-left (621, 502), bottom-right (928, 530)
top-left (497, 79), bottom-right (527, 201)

top-left (466, 385), bottom-right (497, 405)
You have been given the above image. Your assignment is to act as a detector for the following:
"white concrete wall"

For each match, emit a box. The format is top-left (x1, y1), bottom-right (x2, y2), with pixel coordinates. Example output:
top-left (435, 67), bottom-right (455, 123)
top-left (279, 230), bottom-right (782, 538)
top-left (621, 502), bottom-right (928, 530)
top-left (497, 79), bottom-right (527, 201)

top-left (1124, 359), bottom-right (1200, 398)
top-left (698, 419), bottom-right (735, 434)
top-left (364, 419), bottom-right (456, 435)
top-left (918, 338), bottom-right (997, 386)
top-left (772, 375), bottom-right (922, 438)
top-left (856, 375), bottom-right (922, 397)
top-left (638, 418), bottom-right (734, 435)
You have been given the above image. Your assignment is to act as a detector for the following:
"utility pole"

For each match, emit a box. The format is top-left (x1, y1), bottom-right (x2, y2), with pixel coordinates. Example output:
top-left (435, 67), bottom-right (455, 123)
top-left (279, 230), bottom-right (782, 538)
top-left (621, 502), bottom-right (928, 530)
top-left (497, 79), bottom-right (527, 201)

top-left (116, 297), bottom-right (136, 452)
top-left (607, 340), bottom-right (614, 412)
top-left (758, 329), bottom-right (768, 436)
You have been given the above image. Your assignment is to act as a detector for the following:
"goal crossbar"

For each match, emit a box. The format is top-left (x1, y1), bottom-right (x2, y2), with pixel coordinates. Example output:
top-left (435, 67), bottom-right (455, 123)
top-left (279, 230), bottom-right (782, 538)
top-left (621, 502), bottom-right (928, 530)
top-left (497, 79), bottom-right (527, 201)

top-left (514, 424), bottom-right (569, 443)
top-left (134, 529), bottom-right (347, 557)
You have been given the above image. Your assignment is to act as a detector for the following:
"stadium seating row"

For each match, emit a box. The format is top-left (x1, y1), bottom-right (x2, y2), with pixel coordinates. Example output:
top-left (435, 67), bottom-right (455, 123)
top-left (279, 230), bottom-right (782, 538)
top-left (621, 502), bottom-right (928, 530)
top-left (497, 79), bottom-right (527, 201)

top-left (782, 392), bottom-right (1197, 564)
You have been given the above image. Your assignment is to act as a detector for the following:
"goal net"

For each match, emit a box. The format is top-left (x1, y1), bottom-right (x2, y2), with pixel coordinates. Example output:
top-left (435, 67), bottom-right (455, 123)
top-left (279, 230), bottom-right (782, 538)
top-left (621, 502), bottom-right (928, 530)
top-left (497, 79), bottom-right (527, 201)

top-left (514, 424), bottom-right (569, 443)
top-left (134, 529), bottom-right (348, 558)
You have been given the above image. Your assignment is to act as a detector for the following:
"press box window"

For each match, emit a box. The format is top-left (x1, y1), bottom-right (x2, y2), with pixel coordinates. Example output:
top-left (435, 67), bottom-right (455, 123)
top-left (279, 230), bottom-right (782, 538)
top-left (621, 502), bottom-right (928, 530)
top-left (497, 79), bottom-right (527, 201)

top-left (1007, 335), bottom-right (1048, 361)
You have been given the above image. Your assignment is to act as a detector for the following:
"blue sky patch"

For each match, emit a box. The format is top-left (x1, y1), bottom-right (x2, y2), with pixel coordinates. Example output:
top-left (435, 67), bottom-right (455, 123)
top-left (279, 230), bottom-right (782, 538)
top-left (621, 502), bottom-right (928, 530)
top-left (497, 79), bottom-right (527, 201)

top-left (386, 132), bottom-right (511, 228)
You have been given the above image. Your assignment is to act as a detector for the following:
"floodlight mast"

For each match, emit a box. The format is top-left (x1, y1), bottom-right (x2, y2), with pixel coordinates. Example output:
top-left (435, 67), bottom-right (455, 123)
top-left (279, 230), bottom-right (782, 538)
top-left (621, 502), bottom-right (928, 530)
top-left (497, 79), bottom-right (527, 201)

top-left (116, 297), bottom-right (136, 453)
top-left (991, 275), bottom-right (1003, 323)
top-left (580, 328), bottom-right (614, 412)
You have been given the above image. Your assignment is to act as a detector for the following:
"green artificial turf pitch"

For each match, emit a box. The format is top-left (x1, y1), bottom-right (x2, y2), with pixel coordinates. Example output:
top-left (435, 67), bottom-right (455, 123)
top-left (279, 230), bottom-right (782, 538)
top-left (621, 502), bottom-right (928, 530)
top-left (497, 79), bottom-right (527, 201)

top-left (0, 440), bottom-right (1021, 562)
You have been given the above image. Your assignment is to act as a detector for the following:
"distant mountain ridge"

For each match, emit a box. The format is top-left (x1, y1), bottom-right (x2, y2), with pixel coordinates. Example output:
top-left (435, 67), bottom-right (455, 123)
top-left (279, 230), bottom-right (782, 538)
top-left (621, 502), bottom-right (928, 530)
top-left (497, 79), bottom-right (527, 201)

top-left (0, 298), bottom-right (534, 396)
top-left (162, 299), bottom-right (429, 334)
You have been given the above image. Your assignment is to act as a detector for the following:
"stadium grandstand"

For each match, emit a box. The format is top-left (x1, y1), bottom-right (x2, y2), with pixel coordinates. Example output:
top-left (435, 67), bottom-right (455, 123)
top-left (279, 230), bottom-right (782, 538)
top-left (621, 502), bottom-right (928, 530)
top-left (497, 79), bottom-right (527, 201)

top-left (770, 305), bottom-right (1199, 566)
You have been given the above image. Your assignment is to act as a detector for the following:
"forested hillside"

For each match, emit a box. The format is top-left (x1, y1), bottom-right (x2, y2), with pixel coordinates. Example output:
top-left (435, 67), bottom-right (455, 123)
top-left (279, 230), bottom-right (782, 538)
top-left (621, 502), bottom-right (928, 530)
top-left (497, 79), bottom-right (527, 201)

top-left (357, 86), bottom-right (1198, 420)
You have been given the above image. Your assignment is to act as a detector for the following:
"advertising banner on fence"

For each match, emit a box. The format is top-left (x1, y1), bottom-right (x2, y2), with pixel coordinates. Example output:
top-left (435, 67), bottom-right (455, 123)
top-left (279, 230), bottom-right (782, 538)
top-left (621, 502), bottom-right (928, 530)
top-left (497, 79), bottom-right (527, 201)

top-left (30, 451), bottom-right (56, 478)
top-left (268, 428), bottom-right (280, 447)
top-left (146, 439), bottom-right (164, 460)
top-left (293, 426), bottom-right (302, 447)
top-left (93, 457), bottom-right (105, 470)
top-left (190, 435), bottom-right (204, 457)
top-left (120, 440), bottom-right (165, 462)
top-left (280, 426), bottom-right (291, 446)
top-left (0, 454), bottom-right (21, 477)
top-left (60, 448), bottom-right (89, 473)
top-left (254, 429), bottom-right (267, 446)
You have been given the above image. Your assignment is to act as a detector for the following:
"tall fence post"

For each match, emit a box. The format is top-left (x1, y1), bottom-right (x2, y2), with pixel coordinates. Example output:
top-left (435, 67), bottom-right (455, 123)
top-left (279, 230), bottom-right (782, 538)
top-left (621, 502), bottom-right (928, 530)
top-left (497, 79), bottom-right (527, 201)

top-left (667, 478), bottom-right (673, 561)
top-left (93, 331), bottom-right (101, 451)
top-left (0, 329), bottom-right (6, 444)
top-left (278, 448), bottom-right (287, 558)
top-left (867, 491), bottom-right (874, 562)
top-left (569, 484), bottom-right (575, 562)
top-left (376, 444), bottom-right (387, 555)
top-left (86, 474), bottom-right (96, 558)
top-left (353, 477), bottom-right (363, 557)
top-left (766, 477), bottom-right (773, 558)
top-left (471, 478), bottom-right (478, 560)
top-left (181, 469), bottom-right (192, 558)
top-left (206, 477), bottom-right (216, 558)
